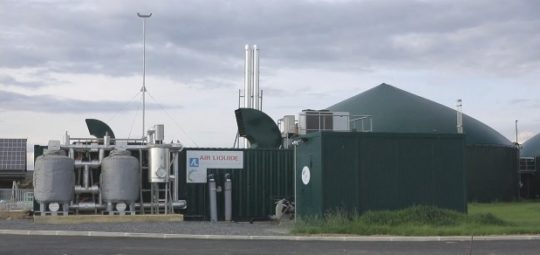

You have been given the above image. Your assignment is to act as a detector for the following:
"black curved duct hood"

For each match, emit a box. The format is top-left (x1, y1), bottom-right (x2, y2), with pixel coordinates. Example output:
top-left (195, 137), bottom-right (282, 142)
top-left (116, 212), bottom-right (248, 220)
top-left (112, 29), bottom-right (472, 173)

top-left (85, 119), bottom-right (115, 139)
top-left (235, 108), bottom-right (282, 149)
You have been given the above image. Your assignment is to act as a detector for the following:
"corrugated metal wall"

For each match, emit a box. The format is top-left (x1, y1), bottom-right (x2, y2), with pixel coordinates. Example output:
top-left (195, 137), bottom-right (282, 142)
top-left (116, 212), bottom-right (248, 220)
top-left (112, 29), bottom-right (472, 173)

top-left (466, 145), bottom-right (519, 202)
top-left (296, 132), bottom-right (467, 218)
top-left (178, 148), bottom-right (294, 221)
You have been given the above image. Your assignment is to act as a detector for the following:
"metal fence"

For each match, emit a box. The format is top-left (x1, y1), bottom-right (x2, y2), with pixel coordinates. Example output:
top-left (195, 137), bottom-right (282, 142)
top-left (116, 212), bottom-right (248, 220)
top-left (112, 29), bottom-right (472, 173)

top-left (0, 188), bottom-right (33, 211)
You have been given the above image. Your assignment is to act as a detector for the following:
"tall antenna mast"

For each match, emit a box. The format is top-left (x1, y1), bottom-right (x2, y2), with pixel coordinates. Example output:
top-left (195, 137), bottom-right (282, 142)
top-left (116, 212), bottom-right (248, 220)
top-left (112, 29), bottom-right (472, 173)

top-left (137, 12), bottom-right (152, 138)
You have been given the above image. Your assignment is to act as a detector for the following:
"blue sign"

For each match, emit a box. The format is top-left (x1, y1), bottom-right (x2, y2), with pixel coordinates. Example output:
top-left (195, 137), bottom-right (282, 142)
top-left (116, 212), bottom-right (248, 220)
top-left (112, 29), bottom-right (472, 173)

top-left (189, 158), bottom-right (199, 167)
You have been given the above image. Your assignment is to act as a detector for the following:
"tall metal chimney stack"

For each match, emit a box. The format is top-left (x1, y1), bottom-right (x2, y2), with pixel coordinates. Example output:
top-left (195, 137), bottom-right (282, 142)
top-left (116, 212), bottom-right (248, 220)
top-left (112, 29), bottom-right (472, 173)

top-left (244, 45), bottom-right (251, 109)
top-left (241, 44), bottom-right (263, 148)
top-left (253, 45), bottom-right (260, 110)
top-left (243, 44), bottom-right (261, 110)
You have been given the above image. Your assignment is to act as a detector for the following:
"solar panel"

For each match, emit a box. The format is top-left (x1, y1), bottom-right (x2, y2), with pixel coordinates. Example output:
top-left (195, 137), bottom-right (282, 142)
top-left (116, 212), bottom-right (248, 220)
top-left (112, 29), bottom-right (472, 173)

top-left (0, 139), bottom-right (27, 171)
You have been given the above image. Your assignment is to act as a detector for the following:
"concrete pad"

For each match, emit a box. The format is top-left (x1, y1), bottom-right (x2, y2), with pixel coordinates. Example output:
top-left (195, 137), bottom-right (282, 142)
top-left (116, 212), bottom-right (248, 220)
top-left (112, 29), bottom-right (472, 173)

top-left (33, 214), bottom-right (183, 224)
top-left (0, 211), bottom-right (32, 220)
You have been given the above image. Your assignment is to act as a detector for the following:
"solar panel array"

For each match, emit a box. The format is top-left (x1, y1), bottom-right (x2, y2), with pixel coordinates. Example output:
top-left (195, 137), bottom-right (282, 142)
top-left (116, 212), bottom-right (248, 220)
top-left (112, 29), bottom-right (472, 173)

top-left (0, 139), bottom-right (27, 171)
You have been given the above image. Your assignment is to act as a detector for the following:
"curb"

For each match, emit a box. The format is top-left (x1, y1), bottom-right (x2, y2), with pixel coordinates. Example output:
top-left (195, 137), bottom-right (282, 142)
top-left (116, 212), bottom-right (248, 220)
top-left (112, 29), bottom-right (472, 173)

top-left (0, 229), bottom-right (540, 242)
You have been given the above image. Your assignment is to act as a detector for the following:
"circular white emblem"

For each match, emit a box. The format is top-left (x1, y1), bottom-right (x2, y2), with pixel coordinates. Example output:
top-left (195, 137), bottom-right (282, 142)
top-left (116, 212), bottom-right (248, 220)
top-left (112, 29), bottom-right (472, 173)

top-left (48, 202), bottom-right (60, 212)
top-left (116, 202), bottom-right (127, 212)
top-left (301, 166), bottom-right (311, 185)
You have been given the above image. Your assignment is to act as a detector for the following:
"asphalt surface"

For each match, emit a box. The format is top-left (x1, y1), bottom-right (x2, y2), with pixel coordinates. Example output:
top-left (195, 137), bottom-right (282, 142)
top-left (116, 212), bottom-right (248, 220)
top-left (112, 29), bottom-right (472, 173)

top-left (1, 235), bottom-right (540, 255)
top-left (1, 218), bottom-right (540, 254)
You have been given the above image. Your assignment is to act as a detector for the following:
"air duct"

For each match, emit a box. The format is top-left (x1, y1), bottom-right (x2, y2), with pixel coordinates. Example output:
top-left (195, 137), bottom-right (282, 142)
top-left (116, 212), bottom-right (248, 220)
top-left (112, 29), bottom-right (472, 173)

top-left (85, 119), bottom-right (116, 139)
top-left (235, 108), bottom-right (282, 149)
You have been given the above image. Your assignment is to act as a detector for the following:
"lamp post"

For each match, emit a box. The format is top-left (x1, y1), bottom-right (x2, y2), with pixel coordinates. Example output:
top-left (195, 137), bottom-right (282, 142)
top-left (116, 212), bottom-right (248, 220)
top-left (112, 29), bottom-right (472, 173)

top-left (137, 12), bottom-right (152, 138)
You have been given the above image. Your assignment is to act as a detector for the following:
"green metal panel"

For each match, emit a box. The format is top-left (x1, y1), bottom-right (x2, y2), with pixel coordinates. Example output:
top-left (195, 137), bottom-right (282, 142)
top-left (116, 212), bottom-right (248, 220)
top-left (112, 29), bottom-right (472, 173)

top-left (466, 145), bottom-right (519, 202)
top-left (296, 132), bottom-right (467, 218)
top-left (295, 135), bottom-right (324, 217)
top-left (178, 148), bottom-right (293, 221)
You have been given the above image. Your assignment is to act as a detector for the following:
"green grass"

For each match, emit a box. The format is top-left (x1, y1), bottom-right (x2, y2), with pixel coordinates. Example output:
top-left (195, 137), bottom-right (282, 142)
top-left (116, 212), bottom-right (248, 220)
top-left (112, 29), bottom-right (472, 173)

top-left (293, 202), bottom-right (540, 236)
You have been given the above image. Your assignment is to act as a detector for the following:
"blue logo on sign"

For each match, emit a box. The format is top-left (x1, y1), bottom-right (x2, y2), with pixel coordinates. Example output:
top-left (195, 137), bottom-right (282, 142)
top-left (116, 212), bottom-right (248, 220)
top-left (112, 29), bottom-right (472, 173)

top-left (189, 158), bottom-right (199, 167)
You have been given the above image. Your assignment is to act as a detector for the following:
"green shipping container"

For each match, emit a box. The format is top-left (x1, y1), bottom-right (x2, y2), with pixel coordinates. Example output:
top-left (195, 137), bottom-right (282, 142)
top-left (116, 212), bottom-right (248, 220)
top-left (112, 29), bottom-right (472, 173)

top-left (178, 148), bottom-right (294, 221)
top-left (466, 145), bottom-right (519, 202)
top-left (296, 132), bottom-right (467, 218)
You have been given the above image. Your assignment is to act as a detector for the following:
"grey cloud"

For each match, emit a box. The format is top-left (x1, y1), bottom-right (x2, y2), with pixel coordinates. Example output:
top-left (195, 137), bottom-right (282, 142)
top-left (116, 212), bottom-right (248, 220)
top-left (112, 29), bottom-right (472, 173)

top-left (0, 90), bottom-right (181, 113)
top-left (0, 75), bottom-right (48, 88)
top-left (0, 0), bottom-right (538, 83)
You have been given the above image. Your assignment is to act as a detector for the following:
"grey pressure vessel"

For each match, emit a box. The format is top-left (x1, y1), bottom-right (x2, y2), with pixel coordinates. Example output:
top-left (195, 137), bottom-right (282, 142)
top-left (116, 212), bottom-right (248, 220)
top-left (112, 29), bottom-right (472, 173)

top-left (33, 150), bottom-right (75, 203)
top-left (100, 150), bottom-right (140, 204)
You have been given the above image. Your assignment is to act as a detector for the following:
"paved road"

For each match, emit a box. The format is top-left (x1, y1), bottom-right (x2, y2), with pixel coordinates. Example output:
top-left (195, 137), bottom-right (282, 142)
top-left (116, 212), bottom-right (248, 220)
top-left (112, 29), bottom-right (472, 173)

top-left (0, 235), bottom-right (539, 255)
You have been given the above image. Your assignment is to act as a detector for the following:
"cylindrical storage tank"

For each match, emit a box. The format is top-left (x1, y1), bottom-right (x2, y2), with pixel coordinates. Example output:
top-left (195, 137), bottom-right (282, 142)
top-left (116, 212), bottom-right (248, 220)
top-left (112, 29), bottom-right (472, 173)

top-left (101, 150), bottom-right (140, 203)
top-left (33, 150), bottom-right (75, 203)
top-left (148, 146), bottom-right (170, 183)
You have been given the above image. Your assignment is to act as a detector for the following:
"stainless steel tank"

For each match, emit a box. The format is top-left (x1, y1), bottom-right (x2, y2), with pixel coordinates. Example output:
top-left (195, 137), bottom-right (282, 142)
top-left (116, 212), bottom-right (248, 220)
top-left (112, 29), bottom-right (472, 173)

top-left (33, 150), bottom-right (75, 203)
top-left (100, 150), bottom-right (140, 203)
top-left (148, 146), bottom-right (170, 183)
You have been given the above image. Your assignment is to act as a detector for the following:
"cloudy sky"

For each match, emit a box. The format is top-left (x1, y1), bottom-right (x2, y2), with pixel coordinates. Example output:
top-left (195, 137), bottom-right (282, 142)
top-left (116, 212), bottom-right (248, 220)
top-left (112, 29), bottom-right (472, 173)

top-left (1, 0), bottom-right (539, 167)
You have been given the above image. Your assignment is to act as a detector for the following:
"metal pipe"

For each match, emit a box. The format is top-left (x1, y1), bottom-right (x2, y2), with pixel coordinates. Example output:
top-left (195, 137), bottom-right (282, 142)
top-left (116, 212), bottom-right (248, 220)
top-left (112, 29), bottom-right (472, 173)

top-left (456, 99), bottom-right (463, 134)
top-left (173, 151), bottom-right (179, 201)
top-left (75, 160), bottom-right (101, 169)
top-left (244, 44), bottom-right (250, 108)
top-left (99, 148), bottom-right (105, 162)
top-left (63, 144), bottom-right (182, 151)
top-left (135, 201), bottom-right (186, 210)
top-left (104, 135), bottom-right (110, 146)
top-left (260, 89), bottom-right (263, 111)
top-left (69, 202), bottom-right (106, 211)
top-left (83, 165), bottom-right (90, 189)
top-left (224, 174), bottom-right (232, 221)
top-left (515, 120), bottom-right (519, 144)
top-left (75, 185), bottom-right (100, 194)
top-left (208, 175), bottom-right (217, 222)
top-left (294, 142), bottom-right (297, 223)
top-left (253, 45), bottom-right (260, 110)
top-left (69, 201), bottom-right (187, 212)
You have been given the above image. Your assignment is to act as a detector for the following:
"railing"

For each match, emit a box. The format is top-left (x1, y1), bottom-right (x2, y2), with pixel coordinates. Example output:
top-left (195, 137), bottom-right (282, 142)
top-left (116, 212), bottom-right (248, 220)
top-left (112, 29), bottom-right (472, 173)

top-left (0, 188), bottom-right (33, 211)
top-left (298, 112), bottom-right (373, 134)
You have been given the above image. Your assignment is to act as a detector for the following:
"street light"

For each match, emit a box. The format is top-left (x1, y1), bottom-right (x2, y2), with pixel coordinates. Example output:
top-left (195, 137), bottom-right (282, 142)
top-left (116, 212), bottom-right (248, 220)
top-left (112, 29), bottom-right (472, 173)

top-left (137, 12), bottom-right (152, 138)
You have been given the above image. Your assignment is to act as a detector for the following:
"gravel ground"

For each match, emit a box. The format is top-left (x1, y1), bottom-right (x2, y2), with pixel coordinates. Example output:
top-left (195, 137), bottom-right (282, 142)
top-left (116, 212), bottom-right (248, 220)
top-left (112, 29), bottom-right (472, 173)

top-left (0, 219), bottom-right (294, 236)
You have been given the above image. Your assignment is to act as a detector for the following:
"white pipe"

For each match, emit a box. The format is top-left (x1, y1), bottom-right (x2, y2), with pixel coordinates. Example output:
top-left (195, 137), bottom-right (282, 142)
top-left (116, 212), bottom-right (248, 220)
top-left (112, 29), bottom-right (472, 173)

top-left (248, 46), bottom-right (254, 108)
top-left (244, 44), bottom-right (250, 108)
top-left (253, 45), bottom-right (260, 110)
